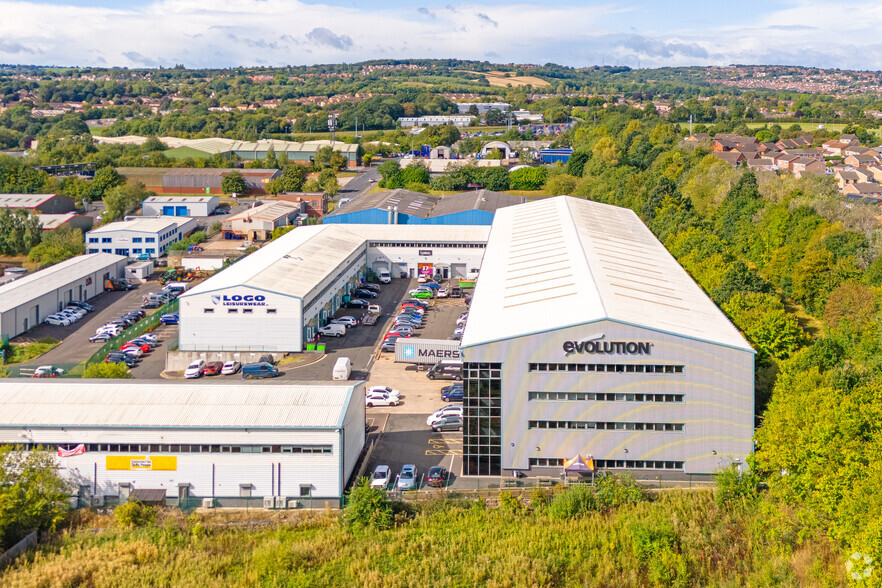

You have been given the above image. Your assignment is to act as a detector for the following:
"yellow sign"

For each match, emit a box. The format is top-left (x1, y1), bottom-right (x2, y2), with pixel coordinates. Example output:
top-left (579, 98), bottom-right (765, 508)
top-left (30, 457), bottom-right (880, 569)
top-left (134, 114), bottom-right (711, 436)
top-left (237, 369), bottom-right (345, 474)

top-left (106, 455), bottom-right (177, 471)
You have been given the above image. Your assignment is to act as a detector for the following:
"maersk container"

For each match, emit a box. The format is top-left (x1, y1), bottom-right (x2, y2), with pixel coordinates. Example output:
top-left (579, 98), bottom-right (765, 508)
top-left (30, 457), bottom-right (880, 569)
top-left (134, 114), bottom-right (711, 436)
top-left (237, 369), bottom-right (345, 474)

top-left (394, 338), bottom-right (461, 365)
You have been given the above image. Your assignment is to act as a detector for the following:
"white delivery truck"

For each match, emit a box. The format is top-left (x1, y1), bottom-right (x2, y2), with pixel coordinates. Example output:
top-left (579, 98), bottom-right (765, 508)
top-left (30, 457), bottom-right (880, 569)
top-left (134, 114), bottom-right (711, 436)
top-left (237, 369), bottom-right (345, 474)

top-left (376, 268), bottom-right (391, 284)
top-left (332, 357), bottom-right (352, 380)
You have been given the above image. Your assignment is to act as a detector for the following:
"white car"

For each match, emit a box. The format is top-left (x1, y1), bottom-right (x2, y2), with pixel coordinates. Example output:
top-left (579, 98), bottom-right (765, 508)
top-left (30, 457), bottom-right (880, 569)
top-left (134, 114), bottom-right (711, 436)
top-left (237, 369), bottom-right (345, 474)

top-left (120, 346), bottom-right (143, 358)
top-left (365, 392), bottom-right (398, 407)
top-left (45, 314), bottom-right (72, 326)
top-left (184, 359), bottom-right (205, 379)
top-left (139, 334), bottom-right (159, 344)
top-left (368, 386), bottom-right (400, 401)
top-left (331, 316), bottom-right (359, 328)
top-left (427, 405), bottom-right (463, 426)
top-left (397, 465), bottom-right (418, 490)
top-left (370, 465), bottom-right (391, 488)
top-left (221, 360), bottom-right (241, 375)
top-left (56, 310), bottom-right (80, 322)
top-left (367, 304), bottom-right (382, 314)
top-left (63, 307), bottom-right (87, 319)
top-left (436, 289), bottom-right (448, 298)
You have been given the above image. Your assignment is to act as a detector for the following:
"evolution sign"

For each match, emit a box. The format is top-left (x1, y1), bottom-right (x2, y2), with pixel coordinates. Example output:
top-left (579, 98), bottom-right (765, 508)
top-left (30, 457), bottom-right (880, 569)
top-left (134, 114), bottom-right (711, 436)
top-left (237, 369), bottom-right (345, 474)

top-left (563, 334), bottom-right (652, 355)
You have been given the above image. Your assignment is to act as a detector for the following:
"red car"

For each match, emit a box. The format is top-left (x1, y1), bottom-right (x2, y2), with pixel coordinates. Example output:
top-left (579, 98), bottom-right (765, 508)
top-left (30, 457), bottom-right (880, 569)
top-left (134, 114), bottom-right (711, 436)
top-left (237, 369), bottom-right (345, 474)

top-left (426, 466), bottom-right (448, 488)
top-left (121, 343), bottom-right (150, 353)
top-left (386, 331), bottom-right (412, 340)
top-left (203, 361), bottom-right (224, 376)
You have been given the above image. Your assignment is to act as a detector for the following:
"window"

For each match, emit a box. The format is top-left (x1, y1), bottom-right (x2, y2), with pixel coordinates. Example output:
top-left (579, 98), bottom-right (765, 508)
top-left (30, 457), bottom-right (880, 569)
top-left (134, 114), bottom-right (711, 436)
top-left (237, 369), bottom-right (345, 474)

top-left (88, 248), bottom-right (98, 254)
top-left (243, 309), bottom-right (253, 314)
top-left (88, 237), bottom-right (98, 243)
top-left (132, 237), bottom-right (142, 243)
top-left (228, 309), bottom-right (238, 314)
top-left (146, 248), bottom-right (155, 254)
top-left (132, 249), bottom-right (142, 254)
top-left (463, 362), bottom-right (502, 476)
top-left (101, 249), bottom-right (111, 253)
top-left (145, 237), bottom-right (155, 242)
top-left (594, 459), bottom-right (684, 471)
top-left (300, 484), bottom-right (312, 497)
top-left (528, 392), bottom-right (683, 403)
top-left (101, 237), bottom-right (112, 243)
top-left (267, 309), bottom-right (277, 314)
top-left (528, 420), bottom-right (683, 432)
top-left (204, 308), bottom-right (214, 314)
top-left (529, 458), bottom-right (564, 467)
top-left (529, 363), bottom-right (685, 374)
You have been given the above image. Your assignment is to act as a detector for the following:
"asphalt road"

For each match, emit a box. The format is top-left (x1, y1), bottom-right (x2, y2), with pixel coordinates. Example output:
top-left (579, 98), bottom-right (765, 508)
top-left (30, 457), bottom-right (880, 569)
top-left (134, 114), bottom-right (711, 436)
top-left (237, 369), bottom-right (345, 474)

top-left (337, 165), bottom-right (380, 199)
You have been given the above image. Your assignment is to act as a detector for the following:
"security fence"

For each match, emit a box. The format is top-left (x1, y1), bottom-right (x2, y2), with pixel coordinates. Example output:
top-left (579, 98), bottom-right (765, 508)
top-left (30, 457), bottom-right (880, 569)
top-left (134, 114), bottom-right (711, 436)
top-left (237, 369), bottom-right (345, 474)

top-left (84, 298), bottom-right (179, 368)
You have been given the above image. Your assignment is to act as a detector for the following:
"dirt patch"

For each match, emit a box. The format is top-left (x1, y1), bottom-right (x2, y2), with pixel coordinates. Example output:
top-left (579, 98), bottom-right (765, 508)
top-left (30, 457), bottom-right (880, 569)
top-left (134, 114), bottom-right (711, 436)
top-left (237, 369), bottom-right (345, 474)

top-left (466, 71), bottom-right (550, 88)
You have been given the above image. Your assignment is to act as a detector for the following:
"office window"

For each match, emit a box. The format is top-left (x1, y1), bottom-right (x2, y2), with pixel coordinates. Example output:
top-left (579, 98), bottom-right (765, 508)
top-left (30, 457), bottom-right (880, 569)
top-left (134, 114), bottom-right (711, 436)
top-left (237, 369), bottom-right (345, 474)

top-left (88, 237), bottom-right (98, 243)
top-left (204, 309), bottom-right (214, 314)
top-left (146, 248), bottom-right (155, 254)
top-left (101, 237), bottom-right (112, 243)
top-left (463, 362), bottom-right (502, 476)
top-left (145, 237), bottom-right (155, 242)
top-left (88, 248), bottom-right (98, 254)
top-left (132, 249), bottom-right (142, 254)
top-left (101, 249), bottom-right (111, 253)
top-left (132, 237), bottom-right (142, 243)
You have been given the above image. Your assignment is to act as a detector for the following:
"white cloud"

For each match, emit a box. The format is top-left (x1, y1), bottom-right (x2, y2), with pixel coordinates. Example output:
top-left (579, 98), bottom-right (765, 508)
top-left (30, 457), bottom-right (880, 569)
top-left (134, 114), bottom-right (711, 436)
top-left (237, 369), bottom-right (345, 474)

top-left (0, 0), bottom-right (878, 69)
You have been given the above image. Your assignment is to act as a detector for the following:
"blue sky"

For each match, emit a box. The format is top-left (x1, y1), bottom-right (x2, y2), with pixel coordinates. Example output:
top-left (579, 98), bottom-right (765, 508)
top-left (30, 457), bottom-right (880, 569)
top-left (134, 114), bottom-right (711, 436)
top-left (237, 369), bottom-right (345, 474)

top-left (0, 1), bottom-right (880, 70)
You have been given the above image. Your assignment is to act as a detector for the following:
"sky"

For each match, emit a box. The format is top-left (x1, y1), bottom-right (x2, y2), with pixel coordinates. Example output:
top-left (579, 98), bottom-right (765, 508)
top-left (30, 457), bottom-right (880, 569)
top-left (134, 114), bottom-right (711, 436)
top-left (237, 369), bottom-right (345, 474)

top-left (1, 0), bottom-right (881, 70)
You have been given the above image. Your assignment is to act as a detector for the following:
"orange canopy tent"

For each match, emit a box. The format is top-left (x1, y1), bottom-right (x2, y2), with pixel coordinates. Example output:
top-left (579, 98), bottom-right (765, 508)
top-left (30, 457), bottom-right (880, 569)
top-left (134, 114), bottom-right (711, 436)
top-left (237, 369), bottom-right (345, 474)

top-left (563, 454), bottom-right (595, 472)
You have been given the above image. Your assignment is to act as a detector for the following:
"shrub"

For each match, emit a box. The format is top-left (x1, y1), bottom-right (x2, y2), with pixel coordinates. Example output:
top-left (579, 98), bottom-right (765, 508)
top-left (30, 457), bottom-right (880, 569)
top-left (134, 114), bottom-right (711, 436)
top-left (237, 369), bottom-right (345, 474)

top-left (114, 501), bottom-right (156, 529)
top-left (594, 473), bottom-right (645, 509)
top-left (548, 483), bottom-right (597, 519)
top-left (83, 362), bottom-right (131, 379)
top-left (715, 463), bottom-right (760, 508)
top-left (497, 491), bottom-right (521, 513)
top-left (509, 166), bottom-right (548, 190)
top-left (343, 477), bottom-right (393, 532)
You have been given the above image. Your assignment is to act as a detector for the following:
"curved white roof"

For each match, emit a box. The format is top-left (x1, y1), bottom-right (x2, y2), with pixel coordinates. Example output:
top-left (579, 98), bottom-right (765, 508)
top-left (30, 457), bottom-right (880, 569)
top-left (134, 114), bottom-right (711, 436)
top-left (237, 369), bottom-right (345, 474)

top-left (460, 196), bottom-right (753, 352)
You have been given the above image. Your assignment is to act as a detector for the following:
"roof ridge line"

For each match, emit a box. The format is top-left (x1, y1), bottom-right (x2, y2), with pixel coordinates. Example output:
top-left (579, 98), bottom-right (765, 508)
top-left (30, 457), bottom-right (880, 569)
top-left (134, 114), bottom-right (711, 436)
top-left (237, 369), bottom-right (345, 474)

top-left (564, 196), bottom-right (608, 319)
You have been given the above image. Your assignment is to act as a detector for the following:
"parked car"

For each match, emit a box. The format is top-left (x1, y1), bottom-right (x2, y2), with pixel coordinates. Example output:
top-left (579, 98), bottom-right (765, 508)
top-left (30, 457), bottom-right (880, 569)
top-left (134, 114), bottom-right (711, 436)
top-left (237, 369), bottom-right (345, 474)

top-left (421, 281), bottom-right (441, 290)
top-left (331, 316), bottom-right (359, 328)
top-left (426, 466), bottom-right (448, 488)
top-left (427, 405), bottom-right (463, 426)
top-left (365, 392), bottom-right (398, 407)
top-left (241, 362), bottom-right (279, 379)
top-left (159, 313), bottom-right (179, 325)
top-left (380, 336), bottom-right (400, 352)
top-left (120, 346), bottom-right (143, 358)
top-left (431, 415), bottom-right (464, 432)
top-left (360, 283), bottom-right (381, 293)
top-left (367, 386), bottom-right (400, 401)
top-left (449, 287), bottom-right (462, 298)
top-left (89, 333), bottom-right (114, 343)
top-left (449, 332), bottom-right (463, 341)
top-left (203, 361), bottom-right (224, 376)
top-left (442, 388), bottom-right (464, 402)
top-left (409, 290), bottom-right (433, 299)
top-left (436, 289), bottom-right (448, 298)
top-left (367, 304), bottom-right (382, 314)
top-left (105, 353), bottom-right (137, 367)
top-left (221, 360), bottom-right (242, 375)
top-left (386, 328), bottom-right (412, 339)
top-left (354, 289), bottom-right (378, 299)
top-left (184, 359), bottom-right (206, 379)
top-left (397, 465), bottom-right (418, 491)
top-left (63, 307), bottom-right (87, 319)
top-left (32, 365), bottom-right (64, 378)
top-left (45, 314), bottom-right (72, 326)
top-left (128, 337), bottom-right (157, 348)
top-left (344, 298), bottom-right (369, 309)
top-left (71, 301), bottom-right (93, 312)
top-left (121, 342), bottom-right (150, 354)
top-left (370, 465), bottom-right (392, 489)
top-left (319, 324), bottom-right (346, 337)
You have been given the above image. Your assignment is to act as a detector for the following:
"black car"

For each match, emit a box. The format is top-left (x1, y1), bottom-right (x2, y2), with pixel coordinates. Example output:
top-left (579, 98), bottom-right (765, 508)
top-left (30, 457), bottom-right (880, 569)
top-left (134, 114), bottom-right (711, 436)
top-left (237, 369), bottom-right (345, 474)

top-left (354, 289), bottom-right (378, 299)
top-left (360, 283), bottom-right (381, 293)
top-left (426, 466), bottom-right (448, 488)
top-left (345, 298), bottom-right (369, 309)
top-left (106, 353), bottom-right (137, 367)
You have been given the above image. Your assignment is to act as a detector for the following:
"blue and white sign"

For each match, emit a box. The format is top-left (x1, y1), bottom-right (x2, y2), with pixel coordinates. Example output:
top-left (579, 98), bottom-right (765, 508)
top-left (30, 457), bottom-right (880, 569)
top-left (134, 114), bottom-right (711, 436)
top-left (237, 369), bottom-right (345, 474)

top-left (402, 345), bottom-right (416, 359)
top-left (211, 293), bottom-right (268, 307)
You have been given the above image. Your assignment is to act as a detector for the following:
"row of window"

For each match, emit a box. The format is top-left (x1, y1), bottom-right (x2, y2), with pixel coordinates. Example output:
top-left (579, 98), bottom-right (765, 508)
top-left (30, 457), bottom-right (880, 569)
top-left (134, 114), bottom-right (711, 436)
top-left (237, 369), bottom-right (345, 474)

top-left (528, 392), bottom-right (684, 403)
top-left (528, 458), bottom-right (684, 470)
top-left (91, 248), bottom-right (157, 255)
top-left (528, 421), bottom-right (684, 432)
top-left (46, 444), bottom-right (333, 454)
top-left (203, 308), bottom-right (277, 314)
top-left (529, 363), bottom-right (684, 374)
top-left (89, 237), bottom-right (157, 244)
top-left (368, 242), bottom-right (486, 249)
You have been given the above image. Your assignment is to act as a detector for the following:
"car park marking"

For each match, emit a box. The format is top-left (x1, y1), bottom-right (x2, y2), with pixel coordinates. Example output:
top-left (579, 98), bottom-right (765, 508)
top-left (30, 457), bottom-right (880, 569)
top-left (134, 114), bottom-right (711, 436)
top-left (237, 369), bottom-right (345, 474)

top-left (428, 438), bottom-right (462, 444)
top-left (425, 449), bottom-right (462, 456)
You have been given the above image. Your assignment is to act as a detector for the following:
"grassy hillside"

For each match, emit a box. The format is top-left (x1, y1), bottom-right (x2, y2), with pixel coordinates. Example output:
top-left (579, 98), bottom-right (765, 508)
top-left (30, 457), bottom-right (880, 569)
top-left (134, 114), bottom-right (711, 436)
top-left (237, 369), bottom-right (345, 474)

top-left (1, 490), bottom-right (844, 588)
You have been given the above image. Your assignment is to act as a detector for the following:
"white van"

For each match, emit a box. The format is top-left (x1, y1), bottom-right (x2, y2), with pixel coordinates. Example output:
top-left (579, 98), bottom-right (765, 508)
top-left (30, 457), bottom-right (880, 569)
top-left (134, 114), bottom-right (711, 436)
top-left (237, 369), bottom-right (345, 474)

top-left (377, 268), bottom-right (391, 284)
top-left (332, 357), bottom-right (352, 380)
top-left (319, 324), bottom-right (346, 337)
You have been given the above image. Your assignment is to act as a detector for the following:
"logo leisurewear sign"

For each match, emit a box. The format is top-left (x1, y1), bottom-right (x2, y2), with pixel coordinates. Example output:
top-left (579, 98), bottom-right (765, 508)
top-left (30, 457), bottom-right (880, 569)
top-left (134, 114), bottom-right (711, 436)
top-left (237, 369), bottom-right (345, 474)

top-left (211, 293), bottom-right (267, 307)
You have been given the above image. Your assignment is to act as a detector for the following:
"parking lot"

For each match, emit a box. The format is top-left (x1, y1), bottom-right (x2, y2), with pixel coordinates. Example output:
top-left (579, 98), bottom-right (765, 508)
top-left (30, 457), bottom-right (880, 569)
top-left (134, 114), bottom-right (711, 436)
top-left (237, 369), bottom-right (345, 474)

top-left (12, 280), bottom-right (175, 373)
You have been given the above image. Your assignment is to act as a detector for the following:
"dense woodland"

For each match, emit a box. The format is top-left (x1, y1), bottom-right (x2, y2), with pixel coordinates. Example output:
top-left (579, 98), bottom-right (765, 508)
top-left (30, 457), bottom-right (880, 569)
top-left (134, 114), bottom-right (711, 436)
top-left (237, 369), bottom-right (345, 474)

top-left (1, 62), bottom-right (882, 583)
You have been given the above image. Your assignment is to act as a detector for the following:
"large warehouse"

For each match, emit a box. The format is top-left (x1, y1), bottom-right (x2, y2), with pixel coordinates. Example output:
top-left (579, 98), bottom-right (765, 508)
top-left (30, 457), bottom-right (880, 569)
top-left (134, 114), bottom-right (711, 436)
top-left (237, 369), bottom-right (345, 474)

top-left (0, 380), bottom-right (365, 507)
top-left (178, 224), bottom-right (489, 352)
top-left (459, 196), bottom-right (755, 477)
top-left (0, 253), bottom-right (127, 339)
top-left (323, 189), bottom-right (524, 226)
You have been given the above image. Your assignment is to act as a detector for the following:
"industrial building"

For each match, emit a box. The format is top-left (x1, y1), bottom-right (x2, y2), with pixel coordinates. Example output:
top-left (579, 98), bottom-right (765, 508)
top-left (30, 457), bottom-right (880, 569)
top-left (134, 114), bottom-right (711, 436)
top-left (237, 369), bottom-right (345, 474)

top-left (118, 168), bottom-right (281, 196)
top-left (85, 217), bottom-right (197, 258)
top-left (0, 380), bottom-right (365, 507)
top-left (221, 201), bottom-right (303, 241)
top-left (459, 196), bottom-right (755, 477)
top-left (323, 189), bottom-right (524, 226)
top-left (178, 224), bottom-right (489, 352)
top-left (38, 213), bottom-right (94, 233)
top-left (0, 193), bottom-right (75, 214)
top-left (277, 192), bottom-right (327, 219)
top-left (160, 139), bottom-right (361, 168)
top-left (539, 148), bottom-right (574, 164)
top-left (0, 253), bottom-right (127, 339)
top-left (398, 115), bottom-right (475, 128)
top-left (455, 102), bottom-right (511, 114)
top-left (142, 196), bottom-right (219, 217)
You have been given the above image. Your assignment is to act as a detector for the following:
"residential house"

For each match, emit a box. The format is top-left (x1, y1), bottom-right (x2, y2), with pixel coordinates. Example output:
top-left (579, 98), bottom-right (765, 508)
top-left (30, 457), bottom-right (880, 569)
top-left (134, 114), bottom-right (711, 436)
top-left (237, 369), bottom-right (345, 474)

top-left (782, 148), bottom-right (825, 161)
top-left (822, 140), bottom-right (851, 157)
top-left (840, 134), bottom-right (860, 146)
top-left (776, 136), bottom-right (813, 150)
top-left (713, 151), bottom-right (746, 168)
top-left (842, 183), bottom-right (882, 199)
top-left (866, 166), bottom-right (882, 183)
top-left (791, 158), bottom-right (826, 177)
top-left (836, 170), bottom-right (862, 189)
top-left (277, 192), bottom-right (327, 219)
top-left (844, 154), bottom-right (881, 168)
top-left (685, 133), bottom-right (711, 142)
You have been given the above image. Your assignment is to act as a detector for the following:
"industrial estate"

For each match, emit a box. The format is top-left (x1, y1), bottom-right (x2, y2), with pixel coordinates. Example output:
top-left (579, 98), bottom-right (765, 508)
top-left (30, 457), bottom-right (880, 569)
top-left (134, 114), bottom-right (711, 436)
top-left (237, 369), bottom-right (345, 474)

top-left (0, 54), bottom-right (879, 585)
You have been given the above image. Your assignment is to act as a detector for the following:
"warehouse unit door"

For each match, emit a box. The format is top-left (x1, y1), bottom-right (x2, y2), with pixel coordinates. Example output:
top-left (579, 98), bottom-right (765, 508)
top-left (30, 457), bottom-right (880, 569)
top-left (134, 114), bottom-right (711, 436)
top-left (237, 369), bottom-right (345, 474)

top-left (175, 206), bottom-right (188, 216)
top-left (451, 263), bottom-right (467, 279)
top-left (162, 206), bottom-right (175, 215)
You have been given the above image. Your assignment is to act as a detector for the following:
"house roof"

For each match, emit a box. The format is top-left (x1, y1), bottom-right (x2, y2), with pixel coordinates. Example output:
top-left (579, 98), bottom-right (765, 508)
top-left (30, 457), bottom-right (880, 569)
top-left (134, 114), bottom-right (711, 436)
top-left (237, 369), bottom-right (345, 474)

top-left (428, 190), bottom-right (525, 218)
top-left (460, 196), bottom-right (753, 353)
top-left (714, 152), bottom-right (745, 167)
top-left (849, 183), bottom-right (882, 194)
top-left (37, 213), bottom-right (90, 230)
top-left (0, 381), bottom-right (358, 429)
top-left (224, 201), bottom-right (300, 223)
top-left (0, 253), bottom-right (126, 314)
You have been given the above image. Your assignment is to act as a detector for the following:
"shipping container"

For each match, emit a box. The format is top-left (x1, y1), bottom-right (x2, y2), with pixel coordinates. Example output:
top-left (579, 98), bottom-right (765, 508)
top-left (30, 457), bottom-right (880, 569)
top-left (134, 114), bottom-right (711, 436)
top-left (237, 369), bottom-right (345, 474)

top-left (394, 338), bottom-right (461, 365)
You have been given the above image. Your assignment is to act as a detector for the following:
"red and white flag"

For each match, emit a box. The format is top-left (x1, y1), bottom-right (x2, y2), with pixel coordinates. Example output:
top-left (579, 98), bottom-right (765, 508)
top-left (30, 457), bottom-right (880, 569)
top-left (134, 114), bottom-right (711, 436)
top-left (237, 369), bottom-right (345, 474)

top-left (57, 444), bottom-right (86, 458)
